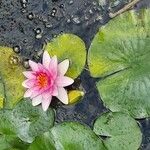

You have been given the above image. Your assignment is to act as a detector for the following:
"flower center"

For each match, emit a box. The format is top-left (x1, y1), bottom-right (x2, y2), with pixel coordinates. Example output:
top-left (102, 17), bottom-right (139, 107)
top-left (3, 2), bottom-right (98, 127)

top-left (37, 72), bottom-right (49, 88)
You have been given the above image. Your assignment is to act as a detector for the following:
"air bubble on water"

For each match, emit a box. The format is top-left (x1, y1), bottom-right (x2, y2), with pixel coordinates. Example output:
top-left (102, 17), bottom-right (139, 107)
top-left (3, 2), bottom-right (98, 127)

top-left (67, 18), bottom-right (71, 23)
top-left (23, 39), bottom-right (27, 44)
top-left (35, 28), bottom-right (43, 39)
top-left (84, 15), bottom-right (89, 21)
top-left (72, 16), bottom-right (81, 24)
top-left (45, 22), bottom-right (53, 28)
top-left (13, 46), bottom-right (21, 54)
top-left (68, 0), bottom-right (74, 5)
top-left (23, 59), bottom-right (30, 69)
top-left (27, 12), bottom-right (34, 20)
top-left (21, 9), bottom-right (27, 13)
top-left (59, 4), bottom-right (64, 8)
top-left (89, 9), bottom-right (93, 14)
top-left (20, 0), bottom-right (28, 8)
top-left (22, 0), bottom-right (28, 3)
top-left (51, 8), bottom-right (57, 17)
top-left (35, 28), bottom-right (41, 34)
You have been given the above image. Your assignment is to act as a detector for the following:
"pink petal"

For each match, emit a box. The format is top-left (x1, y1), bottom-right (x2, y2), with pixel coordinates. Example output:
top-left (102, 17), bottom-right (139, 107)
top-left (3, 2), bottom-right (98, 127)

top-left (22, 79), bottom-right (36, 88)
top-left (38, 63), bottom-right (45, 72)
top-left (42, 95), bottom-right (52, 111)
top-left (50, 85), bottom-right (58, 96)
top-left (23, 71), bottom-right (36, 79)
top-left (29, 60), bottom-right (39, 71)
top-left (30, 87), bottom-right (43, 98)
top-left (42, 91), bottom-right (52, 100)
top-left (58, 59), bottom-right (69, 75)
top-left (55, 76), bottom-right (74, 87)
top-left (49, 56), bottom-right (58, 79)
top-left (57, 87), bottom-right (68, 104)
top-left (24, 89), bottom-right (33, 98)
top-left (38, 63), bottom-right (50, 76)
top-left (43, 51), bottom-right (51, 69)
top-left (32, 95), bottom-right (42, 106)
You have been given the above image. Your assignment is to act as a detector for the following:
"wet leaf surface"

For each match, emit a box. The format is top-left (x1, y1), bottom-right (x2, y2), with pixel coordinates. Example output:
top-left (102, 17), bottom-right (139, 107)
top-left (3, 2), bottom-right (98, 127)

top-left (0, 110), bottom-right (29, 150)
top-left (29, 122), bottom-right (106, 150)
top-left (0, 46), bottom-right (25, 108)
top-left (0, 100), bottom-right (55, 144)
top-left (45, 34), bottom-right (86, 79)
top-left (11, 100), bottom-right (55, 143)
top-left (89, 9), bottom-right (150, 118)
top-left (94, 112), bottom-right (142, 150)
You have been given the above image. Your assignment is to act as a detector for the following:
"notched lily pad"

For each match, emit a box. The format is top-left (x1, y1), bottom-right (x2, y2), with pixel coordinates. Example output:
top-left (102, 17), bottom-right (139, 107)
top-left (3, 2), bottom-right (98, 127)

top-left (93, 112), bottom-right (142, 150)
top-left (88, 9), bottom-right (150, 118)
top-left (0, 110), bottom-right (29, 150)
top-left (0, 100), bottom-right (55, 144)
top-left (45, 34), bottom-right (86, 79)
top-left (11, 100), bottom-right (55, 143)
top-left (0, 46), bottom-right (25, 108)
top-left (29, 122), bottom-right (106, 150)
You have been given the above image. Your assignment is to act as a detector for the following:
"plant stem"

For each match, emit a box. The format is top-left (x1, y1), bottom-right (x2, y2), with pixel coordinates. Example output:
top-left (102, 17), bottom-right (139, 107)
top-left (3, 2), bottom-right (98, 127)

top-left (109, 0), bottom-right (141, 18)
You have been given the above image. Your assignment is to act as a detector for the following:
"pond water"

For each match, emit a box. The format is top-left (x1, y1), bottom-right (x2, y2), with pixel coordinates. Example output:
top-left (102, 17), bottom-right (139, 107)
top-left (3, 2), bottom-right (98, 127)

top-left (0, 0), bottom-right (150, 149)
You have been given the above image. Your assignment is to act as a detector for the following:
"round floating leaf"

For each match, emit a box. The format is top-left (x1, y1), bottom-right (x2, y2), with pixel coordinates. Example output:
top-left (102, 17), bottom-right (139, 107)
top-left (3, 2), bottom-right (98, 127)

top-left (0, 110), bottom-right (29, 150)
top-left (88, 9), bottom-right (150, 118)
top-left (45, 34), bottom-right (86, 79)
top-left (29, 122), bottom-right (106, 150)
top-left (11, 99), bottom-right (55, 143)
top-left (93, 112), bottom-right (142, 150)
top-left (0, 46), bottom-right (25, 108)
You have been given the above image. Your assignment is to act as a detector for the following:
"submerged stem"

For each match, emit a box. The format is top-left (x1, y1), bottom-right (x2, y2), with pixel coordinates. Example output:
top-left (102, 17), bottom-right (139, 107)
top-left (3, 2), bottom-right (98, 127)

top-left (109, 0), bottom-right (141, 18)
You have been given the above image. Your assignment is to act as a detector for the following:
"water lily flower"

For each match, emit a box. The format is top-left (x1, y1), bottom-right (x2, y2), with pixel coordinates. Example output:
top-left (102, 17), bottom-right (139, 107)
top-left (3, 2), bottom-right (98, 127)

top-left (22, 51), bottom-right (74, 111)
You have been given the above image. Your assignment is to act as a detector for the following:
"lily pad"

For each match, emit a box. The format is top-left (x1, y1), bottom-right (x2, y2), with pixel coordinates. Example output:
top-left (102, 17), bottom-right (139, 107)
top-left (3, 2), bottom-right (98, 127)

top-left (93, 112), bottom-right (142, 150)
top-left (28, 132), bottom-right (56, 150)
top-left (45, 34), bottom-right (86, 79)
top-left (0, 46), bottom-right (25, 108)
top-left (0, 136), bottom-right (29, 150)
top-left (11, 99), bottom-right (55, 143)
top-left (0, 110), bottom-right (29, 150)
top-left (88, 9), bottom-right (150, 118)
top-left (29, 122), bottom-right (106, 150)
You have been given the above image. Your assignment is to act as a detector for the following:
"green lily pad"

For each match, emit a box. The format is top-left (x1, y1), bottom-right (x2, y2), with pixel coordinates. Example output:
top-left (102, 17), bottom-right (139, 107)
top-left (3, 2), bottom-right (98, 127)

top-left (93, 112), bottom-right (142, 150)
top-left (0, 100), bottom-right (55, 144)
top-left (11, 99), bottom-right (55, 143)
top-left (29, 122), bottom-right (106, 150)
top-left (45, 34), bottom-right (86, 79)
top-left (0, 46), bottom-right (25, 108)
top-left (28, 132), bottom-right (56, 150)
top-left (88, 9), bottom-right (150, 118)
top-left (0, 110), bottom-right (29, 150)
top-left (0, 136), bottom-right (29, 150)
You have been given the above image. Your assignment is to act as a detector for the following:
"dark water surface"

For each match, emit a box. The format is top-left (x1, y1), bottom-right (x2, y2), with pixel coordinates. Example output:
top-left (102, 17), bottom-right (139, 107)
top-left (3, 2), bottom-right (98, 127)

top-left (0, 0), bottom-right (150, 149)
